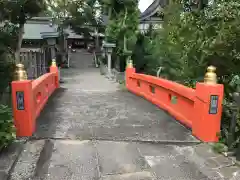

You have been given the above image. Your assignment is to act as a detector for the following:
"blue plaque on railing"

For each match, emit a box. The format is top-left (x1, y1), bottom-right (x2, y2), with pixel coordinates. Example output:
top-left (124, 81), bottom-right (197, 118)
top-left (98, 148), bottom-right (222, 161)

top-left (209, 95), bottom-right (218, 114)
top-left (16, 91), bottom-right (24, 110)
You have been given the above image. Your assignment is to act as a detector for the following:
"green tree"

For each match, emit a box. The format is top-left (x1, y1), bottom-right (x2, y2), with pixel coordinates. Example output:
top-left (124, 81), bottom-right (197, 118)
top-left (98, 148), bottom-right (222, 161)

top-left (67, 0), bottom-right (105, 49)
top-left (0, 23), bottom-right (17, 95)
top-left (47, 0), bottom-right (104, 50)
top-left (101, 0), bottom-right (139, 70)
top-left (0, 0), bottom-right (46, 63)
top-left (139, 0), bottom-right (240, 148)
top-left (46, 0), bottom-right (71, 20)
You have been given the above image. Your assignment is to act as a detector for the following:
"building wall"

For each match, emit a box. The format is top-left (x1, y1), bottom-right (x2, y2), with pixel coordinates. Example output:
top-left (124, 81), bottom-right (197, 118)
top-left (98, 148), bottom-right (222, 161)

top-left (139, 22), bottom-right (163, 33)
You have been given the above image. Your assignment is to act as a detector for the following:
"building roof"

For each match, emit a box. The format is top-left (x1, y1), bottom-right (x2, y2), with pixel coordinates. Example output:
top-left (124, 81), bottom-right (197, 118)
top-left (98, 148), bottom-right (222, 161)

top-left (140, 0), bottom-right (167, 22)
top-left (23, 17), bottom-right (59, 40)
top-left (20, 48), bottom-right (42, 53)
top-left (90, 32), bottom-right (105, 37)
top-left (23, 23), bottom-right (58, 39)
top-left (3, 16), bottom-right (107, 40)
top-left (64, 26), bottom-right (105, 39)
top-left (64, 27), bottom-right (84, 39)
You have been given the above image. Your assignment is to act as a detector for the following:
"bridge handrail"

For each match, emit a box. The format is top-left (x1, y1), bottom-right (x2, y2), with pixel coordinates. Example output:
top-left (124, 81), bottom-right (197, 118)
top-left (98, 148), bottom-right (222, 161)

top-left (32, 73), bottom-right (57, 120)
top-left (11, 64), bottom-right (59, 137)
top-left (126, 66), bottom-right (224, 142)
top-left (131, 73), bottom-right (195, 101)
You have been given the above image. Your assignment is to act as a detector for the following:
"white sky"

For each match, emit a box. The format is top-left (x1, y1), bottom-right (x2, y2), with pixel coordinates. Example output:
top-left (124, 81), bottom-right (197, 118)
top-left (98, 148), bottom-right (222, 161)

top-left (138, 0), bottom-right (154, 12)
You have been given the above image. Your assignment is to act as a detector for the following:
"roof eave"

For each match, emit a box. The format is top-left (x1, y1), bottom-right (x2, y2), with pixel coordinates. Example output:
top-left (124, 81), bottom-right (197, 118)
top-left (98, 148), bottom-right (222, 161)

top-left (41, 32), bottom-right (59, 39)
top-left (140, 0), bottom-right (167, 21)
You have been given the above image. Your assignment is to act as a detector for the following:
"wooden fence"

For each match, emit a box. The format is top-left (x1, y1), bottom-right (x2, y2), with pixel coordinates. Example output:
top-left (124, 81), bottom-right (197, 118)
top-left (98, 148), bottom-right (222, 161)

top-left (20, 48), bottom-right (48, 80)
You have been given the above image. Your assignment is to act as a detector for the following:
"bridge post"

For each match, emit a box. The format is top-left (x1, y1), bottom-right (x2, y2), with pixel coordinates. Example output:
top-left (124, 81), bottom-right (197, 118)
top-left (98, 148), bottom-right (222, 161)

top-left (12, 64), bottom-right (34, 136)
top-left (125, 60), bottom-right (135, 89)
top-left (50, 59), bottom-right (60, 88)
top-left (192, 66), bottom-right (224, 142)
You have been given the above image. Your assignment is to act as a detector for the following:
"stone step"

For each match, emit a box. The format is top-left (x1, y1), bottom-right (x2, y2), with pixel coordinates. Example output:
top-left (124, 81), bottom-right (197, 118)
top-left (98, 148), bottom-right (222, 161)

top-left (9, 140), bottom-right (46, 180)
top-left (2, 139), bottom-right (240, 180)
top-left (0, 140), bottom-right (26, 180)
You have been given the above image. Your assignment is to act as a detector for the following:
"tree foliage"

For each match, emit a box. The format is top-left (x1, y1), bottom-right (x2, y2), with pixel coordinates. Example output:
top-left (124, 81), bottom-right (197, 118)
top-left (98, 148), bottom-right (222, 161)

top-left (101, 0), bottom-right (139, 71)
top-left (135, 0), bottom-right (240, 149)
top-left (48, 0), bottom-right (105, 50)
top-left (0, 105), bottom-right (15, 149)
top-left (0, 0), bottom-right (46, 24)
top-left (131, 24), bottom-right (156, 73)
top-left (0, 1), bottom-right (46, 148)
top-left (0, 0), bottom-right (46, 63)
top-left (103, 0), bottom-right (139, 45)
top-left (0, 24), bottom-right (16, 148)
top-left (0, 23), bottom-right (16, 95)
top-left (67, 0), bottom-right (101, 37)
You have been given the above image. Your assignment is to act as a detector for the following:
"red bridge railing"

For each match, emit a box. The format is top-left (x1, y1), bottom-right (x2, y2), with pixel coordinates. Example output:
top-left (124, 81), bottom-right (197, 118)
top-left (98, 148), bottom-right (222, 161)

top-left (11, 62), bottom-right (59, 137)
top-left (126, 65), bottom-right (224, 142)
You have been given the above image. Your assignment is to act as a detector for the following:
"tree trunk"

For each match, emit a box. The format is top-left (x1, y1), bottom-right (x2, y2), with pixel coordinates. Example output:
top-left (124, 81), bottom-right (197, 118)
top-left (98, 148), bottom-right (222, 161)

top-left (95, 27), bottom-right (100, 50)
top-left (15, 23), bottom-right (24, 64)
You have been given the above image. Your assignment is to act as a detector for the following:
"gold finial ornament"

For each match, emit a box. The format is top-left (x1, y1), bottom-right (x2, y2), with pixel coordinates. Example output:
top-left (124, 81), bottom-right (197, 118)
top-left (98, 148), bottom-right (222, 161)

top-left (204, 65), bottom-right (217, 84)
top-left (51, 59), bottom-right (56, 67)
top-left (127, 59), bottom-right (133, 68)
top-left (14, 64), bottom-right (27, 81)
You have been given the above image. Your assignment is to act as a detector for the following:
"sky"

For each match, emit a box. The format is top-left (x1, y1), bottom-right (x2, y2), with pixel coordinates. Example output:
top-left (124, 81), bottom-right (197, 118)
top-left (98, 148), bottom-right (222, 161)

top-left (138, 0), bottom-right (154, 12)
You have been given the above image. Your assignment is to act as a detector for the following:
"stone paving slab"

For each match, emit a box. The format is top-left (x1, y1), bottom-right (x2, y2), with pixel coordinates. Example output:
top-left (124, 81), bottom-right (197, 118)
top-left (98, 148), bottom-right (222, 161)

top-left (101, 171), bottom-right (153, 180)
top-left (137, 142), bottom-right (240, 180)
top-left (0, 140), bottom-right (25, 180)
top-left (43, 140), bottom-right (98, 180)
top-left (2, 139), bottom-right (240, 180)
top-left (95, 141), bottom-right (149, 175)
top-left (35, 86), bottom-right (197, 142)
top-left (137, 143), bottom-right (210, 180)
top-left (9, 140), bottom-right (45, 180)
top-left (189, 144), bottom-right (240, 180)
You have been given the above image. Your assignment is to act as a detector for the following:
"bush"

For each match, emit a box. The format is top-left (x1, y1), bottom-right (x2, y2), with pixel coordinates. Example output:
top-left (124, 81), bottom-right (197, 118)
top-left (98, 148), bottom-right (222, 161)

top-left (0, 23), bottom-right (16, 98)
top-left (0, 15), bottom-right (17, 150)
top-left (0, 58), bottom-right (15, 96)
top-left (103, 0), bottom-right (139, 70)
top-left (0, 104), bottom-right (15, 149)
top-left (135, 0), bottom-right (240, 150)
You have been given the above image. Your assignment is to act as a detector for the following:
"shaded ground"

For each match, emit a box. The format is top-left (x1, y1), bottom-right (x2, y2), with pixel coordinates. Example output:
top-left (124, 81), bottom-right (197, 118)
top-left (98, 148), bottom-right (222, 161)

top-left (1, 50), bottom-right (240, 180)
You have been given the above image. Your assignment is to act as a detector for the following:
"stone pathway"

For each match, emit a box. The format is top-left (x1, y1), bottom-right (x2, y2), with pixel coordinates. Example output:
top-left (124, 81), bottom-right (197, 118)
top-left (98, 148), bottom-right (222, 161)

top-left (35, 50), bottom-right (196, 142)
top-left (1, 50), bottom-right (240, 180)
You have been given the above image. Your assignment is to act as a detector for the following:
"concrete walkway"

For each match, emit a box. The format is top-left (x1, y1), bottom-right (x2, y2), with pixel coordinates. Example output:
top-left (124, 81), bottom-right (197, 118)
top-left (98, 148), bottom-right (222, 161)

top-left (1, 50), bottom-right (240, 180)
